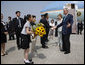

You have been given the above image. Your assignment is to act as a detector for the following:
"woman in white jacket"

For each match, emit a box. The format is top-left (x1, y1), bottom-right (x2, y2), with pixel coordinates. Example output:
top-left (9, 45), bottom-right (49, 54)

top-left (57, 14), bottom-right (63, 51)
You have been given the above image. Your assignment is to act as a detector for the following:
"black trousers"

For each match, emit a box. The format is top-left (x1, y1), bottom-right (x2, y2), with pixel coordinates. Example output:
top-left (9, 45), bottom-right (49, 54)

top-left (45, 29), bottom-right (49, 41)
top-left (40, 35), bottom-right (46, 46)
top-left (16, 33), bottom-right (22, 48)
top-left (78, 28), bottom-right (82, 34)
top-left (16, 28), bottom-right (22, 48)
top-left (9, 33), bottom-right (15, 40)
top-left (62, 34), bottom-right (70, 52)
top-left (55, 28), bottom-right (58, 37)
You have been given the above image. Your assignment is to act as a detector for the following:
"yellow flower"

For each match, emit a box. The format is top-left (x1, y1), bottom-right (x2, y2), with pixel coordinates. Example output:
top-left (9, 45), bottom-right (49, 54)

top-left (33, 20), bottom-right (36, 22)
top-left (34, 24), bottom-right (46, 38)
top-left (39, 23), bottom-right (44, 26)
top-left (40, 26), bottom-right (46, 34)
top-left (36, 27), bottom-right (40, 32)
top-left (37, 26), bottom-right (45, 35)
top-left (35, 31), bottom-right (38, 35)
top-left (39, 32), bottom-right (43, 37)
top-left (40, 26), bottom-right (44, 29)
top-left (42, 29), bottom-right (46, 35)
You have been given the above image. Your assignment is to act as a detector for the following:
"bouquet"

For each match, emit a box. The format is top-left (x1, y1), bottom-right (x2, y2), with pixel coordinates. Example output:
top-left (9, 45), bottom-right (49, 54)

top-left (31, 23), bottom-right (46, 39)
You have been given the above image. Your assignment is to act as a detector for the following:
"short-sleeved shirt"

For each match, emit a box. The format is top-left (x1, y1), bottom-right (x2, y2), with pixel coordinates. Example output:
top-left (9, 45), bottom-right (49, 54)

top-left (21, 21), bottom-right (31, 35)
top-left (49, 23), bottom-right (55, 27)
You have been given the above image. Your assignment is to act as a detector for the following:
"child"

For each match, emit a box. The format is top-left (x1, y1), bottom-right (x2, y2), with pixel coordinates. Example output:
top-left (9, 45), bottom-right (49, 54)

top-left (49, 19), bottom-right (55, 40)
top-left (21, 14), bottom-right (34, 64)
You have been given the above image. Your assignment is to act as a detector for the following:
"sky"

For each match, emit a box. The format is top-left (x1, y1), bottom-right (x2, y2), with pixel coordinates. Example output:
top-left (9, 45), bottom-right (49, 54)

top-left (1, 1), bottom-right (54, 23)
top-left (41, 1), bottom-right (84, 12)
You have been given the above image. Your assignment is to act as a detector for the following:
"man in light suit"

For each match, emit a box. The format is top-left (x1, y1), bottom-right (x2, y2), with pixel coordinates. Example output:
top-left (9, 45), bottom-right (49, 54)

top-left (53, 8), bottom-right (74, 54)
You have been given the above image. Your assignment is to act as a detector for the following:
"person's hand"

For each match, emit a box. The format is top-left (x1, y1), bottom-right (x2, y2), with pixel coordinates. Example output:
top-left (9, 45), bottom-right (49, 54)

top-left (51, 27), bottom-right (54, 30)
top-left (30, 31), bottom-right (34, 34)
top-left (67, 23), bottom-right (71, 28)
top-left (52, 26), bottom-right (56, 30)
top-left (51, 26), bottom-right (56, 30)
top-left (4, 32), bottom-right (8, 35)
top-left (53, 26), bottom-right (57, 29)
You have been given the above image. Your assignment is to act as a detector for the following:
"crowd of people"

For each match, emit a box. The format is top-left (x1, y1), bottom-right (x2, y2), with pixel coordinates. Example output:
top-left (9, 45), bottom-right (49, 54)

top-left (1, 8), bottom-right (84, 64)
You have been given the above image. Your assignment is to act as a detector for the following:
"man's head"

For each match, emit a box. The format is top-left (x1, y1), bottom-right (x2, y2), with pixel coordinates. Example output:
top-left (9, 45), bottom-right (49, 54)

top-left (16, 11), bottom-right (21, 17)
top-left (8, 16), bottom-right (11, 21)
top-left (41, 14), bottom-right (44, 19)
top-left (44, 13), bottom-right (49, 19)
top-left (1, 13), bottom-right (3, 20)
top-left (63, 8), bottom-right (69, 15)
top-left (32, 15), bottom-right (36, 22)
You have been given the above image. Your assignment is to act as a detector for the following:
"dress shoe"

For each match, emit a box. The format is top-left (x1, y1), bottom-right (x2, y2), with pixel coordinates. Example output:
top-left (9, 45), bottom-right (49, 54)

top-left (13, 38), bottom-right (15, 40)
top-left (42, 45), bottom-right (49, 49)
top-left (45, 46), bottom-right (49, 48)
top-left (60, 49), bottom-right (65, 52)
top-left (64, 51), bottom-right (70, 54)
top-left (8, 39), bottom-right (12, 41)
top-left (18, 47), bottom-right (21, 50)
top-left (45, 39), bottom-right (49, 42)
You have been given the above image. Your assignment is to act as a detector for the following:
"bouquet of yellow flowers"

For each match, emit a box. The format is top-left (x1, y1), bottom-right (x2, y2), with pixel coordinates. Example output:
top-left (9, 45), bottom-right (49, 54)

top-left (32, 23), bottom-right (46, 39)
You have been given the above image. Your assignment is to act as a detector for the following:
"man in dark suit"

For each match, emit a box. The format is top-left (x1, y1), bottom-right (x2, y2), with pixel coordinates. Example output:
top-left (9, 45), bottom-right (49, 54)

top-left (12, 11), bottom-right (24, 50)
top-left (40, 14), bottom-right (44, 22)
top-left (7, 16), bottom-right (15, 40)
top-left (43, 13), bottom-right (50, 42)
top-left (55, 21), bottom-right (58, 37)
top-left (40, 13), bottom-right (50, 48)
top-left (53, 8), bottom-right (74, 54)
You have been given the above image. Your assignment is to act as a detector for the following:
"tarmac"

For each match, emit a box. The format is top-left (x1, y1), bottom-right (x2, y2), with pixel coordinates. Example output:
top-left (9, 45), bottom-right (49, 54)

top-left (1, 30), bottom-right (84, 64)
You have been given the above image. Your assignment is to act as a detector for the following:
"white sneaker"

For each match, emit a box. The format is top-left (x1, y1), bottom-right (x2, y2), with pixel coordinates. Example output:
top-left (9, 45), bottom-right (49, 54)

top-left (24, 59), bottom-right (30, 63)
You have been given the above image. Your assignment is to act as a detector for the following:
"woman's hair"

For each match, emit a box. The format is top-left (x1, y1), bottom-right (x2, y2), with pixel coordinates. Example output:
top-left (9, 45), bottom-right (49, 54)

top-left (26, 14), bottom-right (31, 20)
top-left (23, 15), bottom-right (27, 25)
top-left (58, 14), bottom-right (62, 18)
top-left (32, 15), bottom-right (36, 18)
top-left (24, 15), bottom-right (27, 20)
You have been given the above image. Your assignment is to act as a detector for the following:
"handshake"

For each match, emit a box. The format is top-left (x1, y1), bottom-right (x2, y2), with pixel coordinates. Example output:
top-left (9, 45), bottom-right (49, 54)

top-left (51, 26), bottom-right (57, 30)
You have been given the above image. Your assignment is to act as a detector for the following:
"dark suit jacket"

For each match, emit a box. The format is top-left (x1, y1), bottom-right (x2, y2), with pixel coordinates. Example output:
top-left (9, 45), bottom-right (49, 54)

top-left (40, 18), bottom-right (50, 31)
top-left (55, 21), bottom-right (57, 25)
top-left (7, 21), bottom-right (15, 33)
top-left (57, 14), bottom-right (74, 35)
top-left (12, 17), bottom-right (24, 34)
top-left (1, 22), bottom-right (7, 38)
top-left (30, 22), bottom-right (36, 26)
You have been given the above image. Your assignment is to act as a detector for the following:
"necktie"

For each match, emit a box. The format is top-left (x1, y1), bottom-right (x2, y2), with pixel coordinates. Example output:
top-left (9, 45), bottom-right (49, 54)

top-left (18, 17), bottom-right (21, 27)
top-left (63, 16), bottom-right (66, 21)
